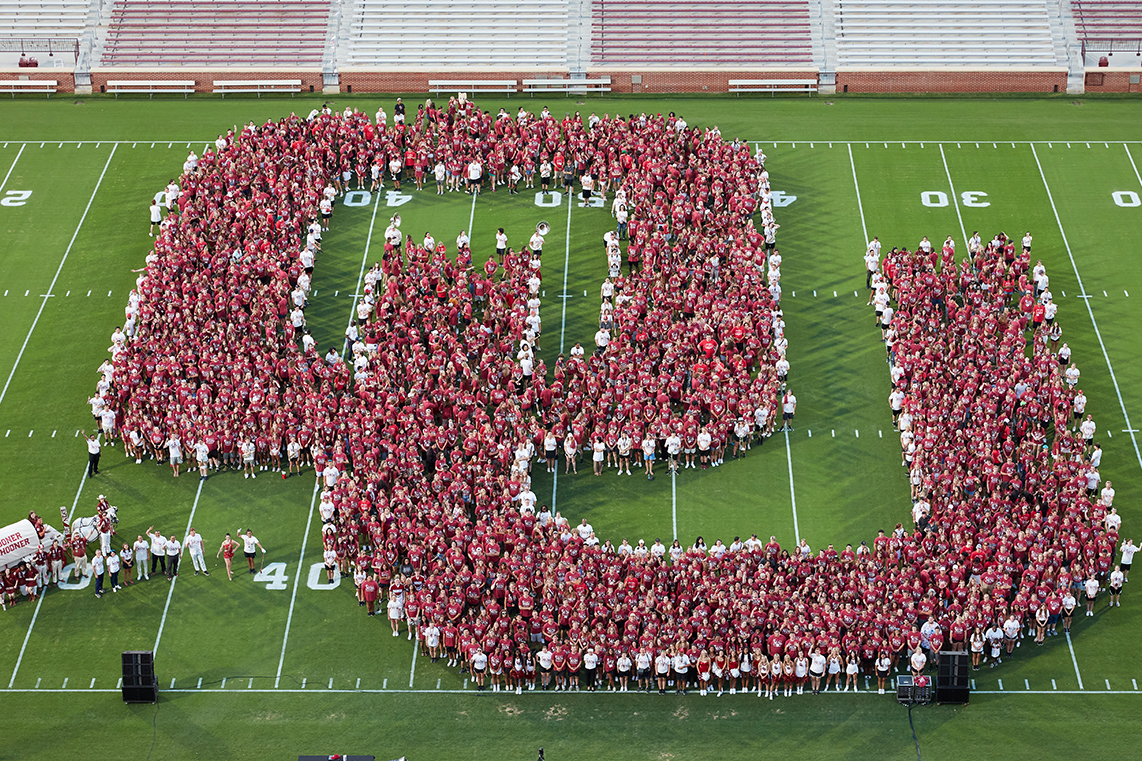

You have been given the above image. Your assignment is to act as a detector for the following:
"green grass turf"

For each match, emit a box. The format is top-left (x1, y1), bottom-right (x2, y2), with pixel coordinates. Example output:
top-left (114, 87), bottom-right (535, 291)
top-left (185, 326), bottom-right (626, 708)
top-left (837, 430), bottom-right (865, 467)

top-left (0, 94), bottom-right (1141, 760)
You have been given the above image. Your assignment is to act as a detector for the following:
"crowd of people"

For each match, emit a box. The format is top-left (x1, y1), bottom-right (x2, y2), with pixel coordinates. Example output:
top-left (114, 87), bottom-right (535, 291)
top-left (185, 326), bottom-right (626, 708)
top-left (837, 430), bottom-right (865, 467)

top-left (80, 97), bottom-right (1122, 696)
top-left (868, 230), bottom-right (1125, 672)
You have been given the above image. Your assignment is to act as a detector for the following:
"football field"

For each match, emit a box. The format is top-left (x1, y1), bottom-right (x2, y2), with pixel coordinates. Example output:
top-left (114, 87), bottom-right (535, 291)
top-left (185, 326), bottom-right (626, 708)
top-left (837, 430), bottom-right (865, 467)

top-left (0, 94), bottom-right (1141, 760)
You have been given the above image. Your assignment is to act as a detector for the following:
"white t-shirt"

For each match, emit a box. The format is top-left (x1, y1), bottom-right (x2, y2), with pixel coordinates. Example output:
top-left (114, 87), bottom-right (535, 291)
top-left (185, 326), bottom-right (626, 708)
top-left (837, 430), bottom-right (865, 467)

top-left (241, 534), bottom-right (260, 553)
top-left (184, 533), bottom-right (205, 555)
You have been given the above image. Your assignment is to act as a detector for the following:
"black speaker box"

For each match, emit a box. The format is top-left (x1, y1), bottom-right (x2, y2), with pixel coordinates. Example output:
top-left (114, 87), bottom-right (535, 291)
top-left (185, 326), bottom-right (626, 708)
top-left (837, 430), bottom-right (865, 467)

top-left (122, 651), bottom-right (157, 703)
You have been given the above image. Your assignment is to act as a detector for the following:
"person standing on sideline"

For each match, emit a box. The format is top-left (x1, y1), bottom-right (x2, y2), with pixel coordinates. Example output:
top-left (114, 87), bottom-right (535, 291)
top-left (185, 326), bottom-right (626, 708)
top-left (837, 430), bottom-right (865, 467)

top-left (216, 533), bottom-right (238, 580)
top-left (119, 542), bottom-right (134, 586)
top-left (780, 390), bottom-right (797, 431)
top-left (92, 550), bottom-right (106, 598)
top-left (164, 534), bottom-right (182, 580)
top-left (1120, 538), bottom-right (1138, 581)
top-left (149, 198), bottom-right (162, 237)
top-left (1109, 565), bottom-right (1124, 608)
top-left (147, 526), bottom-right (167, 577)
top-left (106, 548), bottom-right (122, 592)
top-left (82, 430), bottom-right (101, 477)
top-left (133, 535), bottom-right (150, 581)
top-left (239, 529), bottom-right (265, 575)
top-left (184, 527), bottom-right (208, 576)
top-left (1084, 573), bottom-right (1099, 616)
top-left (864, 238), bottom-right (880, 288)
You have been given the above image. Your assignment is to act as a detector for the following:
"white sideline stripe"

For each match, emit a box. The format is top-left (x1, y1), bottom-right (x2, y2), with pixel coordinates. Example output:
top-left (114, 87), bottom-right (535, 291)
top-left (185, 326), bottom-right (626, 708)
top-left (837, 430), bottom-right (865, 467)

top-left (939, 144), bottom-right (969, 249)
top-left (784, 429), bottom-right (800, 542)
top-left (847, 144), bottom-right (869, 243)
top-left (275, 479), bottom-right (321, 689)
top-left (0, 143), bottom-right (25, 195)
top-left (7, 686), bottom-right (1141, 696)
top-left (1032, 144), bottom-right (1142, 475)
top-left (152, 477), bottom-right (205, 657)
top-left (1065, 630), bottom-right (1085, 690)
top-left (0, 144), bottom-right (117, 411)
top-left (343, 190), bottom-right (383, 355)
top-left (8, 466), bottom-right (88, 688)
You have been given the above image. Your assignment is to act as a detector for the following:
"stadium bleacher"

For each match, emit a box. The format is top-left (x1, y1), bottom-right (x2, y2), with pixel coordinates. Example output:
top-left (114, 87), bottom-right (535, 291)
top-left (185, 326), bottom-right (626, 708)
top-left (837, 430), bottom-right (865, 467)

top-left (834, 0), bottom-right (1062, 67)
top-left (338, 0), bottom-right (570, 69)
top-left (1071, 0), bottom-right (1142, 66)
top-left (0, 0), bottom-right (90, 66)
top-left (97, 0), bottom-right (332, 67)
top-left (590, 0), bottom-right (813, 67)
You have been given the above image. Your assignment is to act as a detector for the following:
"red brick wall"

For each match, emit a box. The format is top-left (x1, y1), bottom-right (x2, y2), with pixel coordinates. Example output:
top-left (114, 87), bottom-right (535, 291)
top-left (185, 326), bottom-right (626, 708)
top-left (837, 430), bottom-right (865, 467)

top-left (0, 70), bottom-right (75, 94)
top-left (90, 70), bottom-right (323, 94)
top-left (1082, 70), bottom-right (1142, 93)
top-left (836, 70), bottom-right (1066, 93)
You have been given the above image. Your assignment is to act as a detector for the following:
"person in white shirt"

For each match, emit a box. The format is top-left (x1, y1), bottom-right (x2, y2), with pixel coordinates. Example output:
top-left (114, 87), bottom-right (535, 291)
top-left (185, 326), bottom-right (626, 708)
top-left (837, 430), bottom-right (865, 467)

top-left (650, 539), bottom-right (666, 560)
top-left (1101, 480), bottom-right (1115, 507)
top-left (781, 391), bottom-right (797, 431)
top-left (985, 622), bottom-right (1004, 666)
top-left (1120, 538), bottom-right (1138, 581)
top-left (1084, 574), bottom-right (1100, 616)
top-left (322, 545), bottom-right (338, 583)
top-left (164, 534), bottom-right (182, 579)
top-left (133, 535), bottom-right (150, 580)
top-left (146, 527), bottom-right (167, 577)
top-left (1109, 565), bottom-right (1125, 607)
top-left (909, 648), bottom-right (927, 677)
top-left (239, 529), bottom-right (265, 575)
top-left (82, 430), bottom-right (102, 478)
top-left (593, 328), bottom-right (609, 354)
top-left (184, 528), bottom-right (208, 576)
top-left (1079, 415), bottom-right (1097, 450)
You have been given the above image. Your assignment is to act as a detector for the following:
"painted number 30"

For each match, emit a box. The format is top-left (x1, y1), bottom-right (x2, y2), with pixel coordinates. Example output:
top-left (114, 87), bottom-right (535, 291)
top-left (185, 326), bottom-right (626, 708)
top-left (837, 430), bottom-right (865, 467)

top-left (920, 190), bottom-right (989, 208)
top-left (0, 190), bottom-right (32, 206)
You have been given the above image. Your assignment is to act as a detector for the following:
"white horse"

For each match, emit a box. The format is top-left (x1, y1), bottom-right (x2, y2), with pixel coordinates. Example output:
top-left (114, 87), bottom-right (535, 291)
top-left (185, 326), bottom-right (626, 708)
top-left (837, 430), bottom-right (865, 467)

top-left (70, 504), bottom-right (118, 553)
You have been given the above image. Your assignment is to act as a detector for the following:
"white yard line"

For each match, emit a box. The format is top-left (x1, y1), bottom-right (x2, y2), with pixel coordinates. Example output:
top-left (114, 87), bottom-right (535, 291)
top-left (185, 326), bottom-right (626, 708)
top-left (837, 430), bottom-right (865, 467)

top-left (1031, 144), bottom-right (1142, 474)
top-left (670, 468), bottom-right (678, 541)
top-left (7, 466), bottom-right (88, 688)
top-left (0, 143), bottom-right (25, 194)
top-left (558, 190), bottom-right (573, 355)
top-left (552, 191), bottom-right (574, 513)
top-left (847, 143), bottom-right (869, 243)
top-left (467, 188), bottom-right (477, 235)
top-left (343, 190), bottom-right (383, 355)
top-left (409, 640), bottom-right (418, 688)
top-left (784, 429), bottom-right (800, 542)
top-left (0, 144), bottom-right (117, 411)
top-left (1065, 631), bottom-right (1085, 690)
top-left (938, 144), bottom-right (969, 249)
top-left (152, 476), bottom-right (205, 657)
top-left (274, 479), bottom-right (321, 689)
